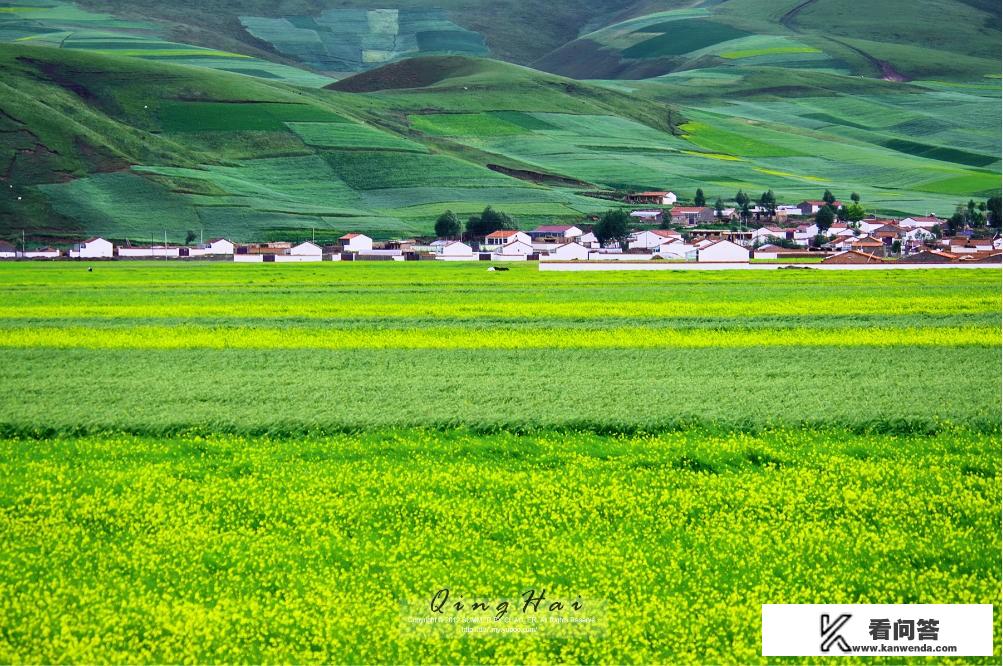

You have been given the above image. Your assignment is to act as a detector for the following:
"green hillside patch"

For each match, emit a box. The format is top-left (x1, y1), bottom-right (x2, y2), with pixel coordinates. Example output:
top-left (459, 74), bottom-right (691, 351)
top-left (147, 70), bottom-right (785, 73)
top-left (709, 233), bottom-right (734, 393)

top-left (679, 121), bottom-right (805, 158)
top-left (35, 171), bottom-right (200, 239)
top-left (158, 102), bottom-right (347, 132)
top-left (408, 112), bottom-right (529, 137)
top-left (914, 172), bottom-right (1002, 196)
top-left (623, 19), bottom-right (750, 59)
top-left (286, 122), bottom-right (427, 152)
top-left (881, 138), bottom-right (998, 168)
top-left (322, 150), bottom-right (517, 190)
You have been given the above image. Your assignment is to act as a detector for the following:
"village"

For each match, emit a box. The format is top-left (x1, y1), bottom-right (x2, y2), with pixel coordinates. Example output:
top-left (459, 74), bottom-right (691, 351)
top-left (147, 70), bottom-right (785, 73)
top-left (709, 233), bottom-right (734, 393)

top-left (2, 195), bottom-right (1001, 265)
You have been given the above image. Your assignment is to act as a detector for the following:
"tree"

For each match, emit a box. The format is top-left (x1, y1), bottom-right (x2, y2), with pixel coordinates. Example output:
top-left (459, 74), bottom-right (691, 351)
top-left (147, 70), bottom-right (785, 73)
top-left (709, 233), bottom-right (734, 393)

top-left (694, 188), bottom-right (706, 207)
top-left (812, 233), bottom-right (828, 248)
top-left (986, 196), bottom-right (1001, 228)
top-left (593, 209), bottom-right (631, 247)
top-left (815, 205), bottom-right (835, 232)
top-left (967, 199), bottom-right (986, 228)
top-left (435, 210), bottom-right (461, 238)
top-left (714, 197), bottom-right (725, 221)
top-left (740, 201), bottom-right (752, 225)
top-left (822, 189), bottom-right (836, 206)
top-left (759, 190), bottom-right (777, 218)
top-left (735, 190), bottom-right (749, 208)
top-left (946, 205), bottom-right (966, 236)
top-left (891, 239), bottom-right (902, 255)
top-left (842, 202), bottom-right (866, 222)
top-left (851, 192), bottom-right (861, 204)
top-left (465, 206), bottom-right (514, 237)
top-left (185, 230), bottom-right (197, 245)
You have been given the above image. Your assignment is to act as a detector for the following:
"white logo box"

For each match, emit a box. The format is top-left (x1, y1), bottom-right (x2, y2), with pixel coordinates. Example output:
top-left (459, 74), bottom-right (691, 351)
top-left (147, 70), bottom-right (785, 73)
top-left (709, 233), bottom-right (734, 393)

top-left (762, 604), bottom-right (994, 657)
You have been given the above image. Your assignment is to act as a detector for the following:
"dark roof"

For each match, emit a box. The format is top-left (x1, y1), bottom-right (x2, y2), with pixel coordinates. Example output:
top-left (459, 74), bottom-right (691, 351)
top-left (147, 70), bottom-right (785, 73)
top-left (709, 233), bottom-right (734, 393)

top-left (532, 225), bottom-right (577, 233)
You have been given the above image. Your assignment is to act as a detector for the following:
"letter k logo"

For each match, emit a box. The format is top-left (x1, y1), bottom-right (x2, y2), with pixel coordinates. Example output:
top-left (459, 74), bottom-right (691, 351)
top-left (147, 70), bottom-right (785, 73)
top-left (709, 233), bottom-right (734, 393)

top-left (820, 614), bottom-right (852, 653)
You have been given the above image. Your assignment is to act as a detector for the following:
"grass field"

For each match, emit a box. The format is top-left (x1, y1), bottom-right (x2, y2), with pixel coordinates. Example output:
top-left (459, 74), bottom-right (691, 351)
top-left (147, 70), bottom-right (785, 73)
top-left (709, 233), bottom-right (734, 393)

top-left (0, 262), bottom-right (998, 663)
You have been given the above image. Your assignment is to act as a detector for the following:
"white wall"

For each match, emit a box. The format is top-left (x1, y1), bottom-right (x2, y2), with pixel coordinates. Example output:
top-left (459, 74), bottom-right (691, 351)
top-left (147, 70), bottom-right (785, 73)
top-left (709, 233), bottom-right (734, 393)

top-left (698, 242), bottom-right (749, 263)
top-left (345, 236), bottom-right (373, 252)
top-left (275, 254), bottom-right (323, 262)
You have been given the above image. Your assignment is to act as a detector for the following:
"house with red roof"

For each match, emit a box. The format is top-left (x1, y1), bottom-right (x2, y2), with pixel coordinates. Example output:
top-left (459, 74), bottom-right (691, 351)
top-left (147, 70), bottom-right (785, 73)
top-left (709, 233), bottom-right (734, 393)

top-left (798, 200), bottom-right (841, 216)
top-left (340, 233), bottom-right (373, 252)
top-left (625, 191), bottom-right (676, 205)
top-left (484, 230), bottom-right (531, 249)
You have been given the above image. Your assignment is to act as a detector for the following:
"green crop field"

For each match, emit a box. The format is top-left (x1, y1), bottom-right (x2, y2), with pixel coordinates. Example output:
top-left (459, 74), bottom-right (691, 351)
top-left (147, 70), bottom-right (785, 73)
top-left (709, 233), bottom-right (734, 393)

top-left (0, 263), bottom-right (999, 663)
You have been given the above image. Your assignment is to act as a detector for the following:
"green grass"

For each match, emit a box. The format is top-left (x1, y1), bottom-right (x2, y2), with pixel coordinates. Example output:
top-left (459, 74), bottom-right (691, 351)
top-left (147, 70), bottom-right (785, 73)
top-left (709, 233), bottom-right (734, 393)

top-left (322, 150), bottom-right (519, 190)
top-left (0, 263), bottom-right (999, 663)
top-left (408, 112), bottom-right (530, 137)
top-left (0, 428), bottom-right (998, 663)
top-left (0, 263), bottom-right (998, 435)
top-left (622, 19), bottom-right (751, 59)
top-left (286, 121), bottom-right (427, 151)
top-left (159, 102), bottom-right (347, 133)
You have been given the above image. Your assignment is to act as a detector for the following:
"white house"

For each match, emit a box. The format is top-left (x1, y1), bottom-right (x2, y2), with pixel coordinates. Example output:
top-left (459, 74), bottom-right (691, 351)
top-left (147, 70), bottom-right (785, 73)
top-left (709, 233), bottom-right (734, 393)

top-left (629, 229), bottom-right (681, 250)
top-left (656, 241), bottom-right (696, 260)
top-left (793, 223), bottom-right (819, 246)
top-left (203, 238), bottom-right (234, 255)
top-left (753, 244), bottom-right (786, 260)
top-left (290, 241), bottom-right (323, 256)
top-left (899, 216), bottom-right (942, 230)
top-left (902, 227), bottom-right (935, 243)
top-left (697, 239), bottom-right (749, 263)
top-left (340, 233), bottom-right (373, 252)
top-left (0, 241), bottom-right (16, 258)
top-left (434, 241), bottom-right (474, 260)
top-left (71, 237), bottom-right (114, 258)
top-left (496, 240), bottom-right (534, 256)
top-left (528, 225), bottom-right (583, 241)
top-left (949, 238), bottom-right (995, 254)
top-left (484, 230), bottom-right (531, 250)
top-left (751, 226), bottom-right (788, 244)
top-left (579, 232), bottom-right (600, 249)
top-left (854, 220), bottom-right (878, 234)
top-left (626, 191), bottom-right (677, 206)
top-left (547, 242), bottom-right (590, 261)
top-left (629, 210), bottom-right (664, 225)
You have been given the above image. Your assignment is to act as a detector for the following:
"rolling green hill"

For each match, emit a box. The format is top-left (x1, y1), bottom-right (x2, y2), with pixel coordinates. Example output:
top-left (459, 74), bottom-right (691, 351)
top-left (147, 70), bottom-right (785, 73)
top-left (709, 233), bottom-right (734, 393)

top-left (535, 0), bottom-right (1001, 81)
top-left (0, 1), bottom-right (999, 244)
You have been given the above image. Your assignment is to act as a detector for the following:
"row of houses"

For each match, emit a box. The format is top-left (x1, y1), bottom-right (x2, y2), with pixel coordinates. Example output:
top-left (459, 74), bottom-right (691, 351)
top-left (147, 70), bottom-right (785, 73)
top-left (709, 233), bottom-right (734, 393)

top-left (616, 193), bottom-right (904, 226)
top-left (0, 234), bottom-right (371, 261)
top-left (0, 237), bottom-right (236, 259)
top-left (4, 215), bottom-right (999, 265)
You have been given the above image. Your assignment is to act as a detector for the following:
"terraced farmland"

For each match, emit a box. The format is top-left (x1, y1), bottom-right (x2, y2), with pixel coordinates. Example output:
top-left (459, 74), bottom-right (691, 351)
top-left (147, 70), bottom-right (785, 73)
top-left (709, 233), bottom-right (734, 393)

top-left (0, 0), bottom-right (333, 85)
top-left (0, 263), bottom-right (999, 663)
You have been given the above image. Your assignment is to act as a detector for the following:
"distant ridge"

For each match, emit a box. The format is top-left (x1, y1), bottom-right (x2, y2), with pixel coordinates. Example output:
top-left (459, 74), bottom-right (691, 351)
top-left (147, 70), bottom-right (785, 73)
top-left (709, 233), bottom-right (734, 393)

top-left (327, 56), bottom-right (489, 92)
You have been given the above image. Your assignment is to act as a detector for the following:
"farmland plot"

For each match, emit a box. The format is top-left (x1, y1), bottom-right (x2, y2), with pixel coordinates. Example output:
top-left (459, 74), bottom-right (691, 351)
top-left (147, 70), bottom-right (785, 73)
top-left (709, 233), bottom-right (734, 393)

top-left (0, 263), bottom-right (998, 663)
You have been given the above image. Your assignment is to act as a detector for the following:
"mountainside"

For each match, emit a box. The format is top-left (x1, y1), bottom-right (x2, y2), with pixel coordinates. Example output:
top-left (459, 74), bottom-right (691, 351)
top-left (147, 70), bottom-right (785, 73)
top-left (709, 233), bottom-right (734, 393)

top-left (535, 0), bottom-right (1001, 81)
top-left (73, 0), bottom-right (650, 67)
top-left (0, 1), bottom-right (999, 244)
